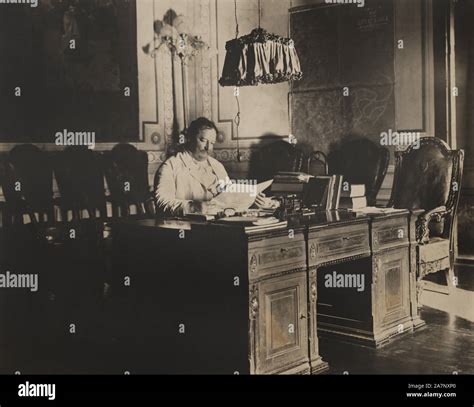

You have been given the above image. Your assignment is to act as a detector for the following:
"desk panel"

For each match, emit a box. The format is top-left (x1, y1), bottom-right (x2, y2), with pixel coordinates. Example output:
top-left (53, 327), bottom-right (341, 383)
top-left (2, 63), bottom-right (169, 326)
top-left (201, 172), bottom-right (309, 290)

top-left (308, 221), bottom-right (371, 268)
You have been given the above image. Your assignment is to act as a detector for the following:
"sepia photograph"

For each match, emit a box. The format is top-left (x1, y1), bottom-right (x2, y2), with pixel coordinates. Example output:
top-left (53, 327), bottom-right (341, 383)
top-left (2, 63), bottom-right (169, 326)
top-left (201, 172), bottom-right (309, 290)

top-left (0, 0), bottom-right (473, 401)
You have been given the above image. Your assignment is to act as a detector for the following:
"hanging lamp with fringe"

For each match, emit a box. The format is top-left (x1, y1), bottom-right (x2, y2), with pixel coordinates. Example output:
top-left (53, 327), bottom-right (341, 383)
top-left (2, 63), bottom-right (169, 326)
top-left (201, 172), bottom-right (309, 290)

top-left (219, 27), bottom-right (303, 87)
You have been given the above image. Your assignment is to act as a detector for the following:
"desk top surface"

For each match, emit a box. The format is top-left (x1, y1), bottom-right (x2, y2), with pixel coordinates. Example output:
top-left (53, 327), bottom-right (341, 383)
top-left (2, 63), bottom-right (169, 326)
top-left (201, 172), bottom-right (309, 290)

top-left (116, 209), bottom-right (410, 234)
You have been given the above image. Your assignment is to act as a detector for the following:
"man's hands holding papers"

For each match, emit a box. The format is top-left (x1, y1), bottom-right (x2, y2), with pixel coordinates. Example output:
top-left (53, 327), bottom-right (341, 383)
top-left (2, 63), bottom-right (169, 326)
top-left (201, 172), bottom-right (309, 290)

top-left (212, 179), bottom-right (275, 212)
top-left (183, 180), bottom-right (279, 216)
top-left (255, 193), bottom-right (280, 210)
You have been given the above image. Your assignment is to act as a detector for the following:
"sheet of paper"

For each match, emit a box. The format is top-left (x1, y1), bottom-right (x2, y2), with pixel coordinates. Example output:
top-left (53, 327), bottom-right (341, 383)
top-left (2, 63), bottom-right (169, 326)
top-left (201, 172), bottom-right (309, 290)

top-left (350, 206), bottom-right (406, 214)
top-left (212, 179), bottom-right (274, 212)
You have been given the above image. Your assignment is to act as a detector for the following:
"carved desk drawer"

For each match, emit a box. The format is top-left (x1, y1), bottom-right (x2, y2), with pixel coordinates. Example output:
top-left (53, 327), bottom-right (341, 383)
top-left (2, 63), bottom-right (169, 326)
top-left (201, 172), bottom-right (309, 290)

top-left (372, 215), bottom-right (409, 252)
top-left (248, 233), bottom-right (307, 281)
top-left (308, 223), bottom-right (370, 267)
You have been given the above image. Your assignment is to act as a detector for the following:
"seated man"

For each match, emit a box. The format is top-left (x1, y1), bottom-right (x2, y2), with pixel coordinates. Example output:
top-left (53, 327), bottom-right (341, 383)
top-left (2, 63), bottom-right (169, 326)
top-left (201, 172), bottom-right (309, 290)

top-left (154, 117), bottom-right (270, 217)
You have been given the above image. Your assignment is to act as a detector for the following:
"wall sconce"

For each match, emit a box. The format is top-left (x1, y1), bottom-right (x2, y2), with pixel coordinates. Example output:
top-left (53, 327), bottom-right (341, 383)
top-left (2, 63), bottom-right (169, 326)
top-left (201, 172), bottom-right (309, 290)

top-left (143, 11), bottom-right (210, 131)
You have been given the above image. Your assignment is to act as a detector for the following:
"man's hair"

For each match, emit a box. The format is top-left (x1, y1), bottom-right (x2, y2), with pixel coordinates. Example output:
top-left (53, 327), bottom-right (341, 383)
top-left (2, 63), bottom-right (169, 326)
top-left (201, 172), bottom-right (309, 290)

top-left (185, 117), bottom-right (218, 142)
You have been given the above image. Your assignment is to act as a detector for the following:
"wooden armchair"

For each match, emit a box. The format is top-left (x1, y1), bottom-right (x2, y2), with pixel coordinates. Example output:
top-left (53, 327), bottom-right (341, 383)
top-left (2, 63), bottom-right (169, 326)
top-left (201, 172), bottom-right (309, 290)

top-left (389, 137), bottom-right (464, 296)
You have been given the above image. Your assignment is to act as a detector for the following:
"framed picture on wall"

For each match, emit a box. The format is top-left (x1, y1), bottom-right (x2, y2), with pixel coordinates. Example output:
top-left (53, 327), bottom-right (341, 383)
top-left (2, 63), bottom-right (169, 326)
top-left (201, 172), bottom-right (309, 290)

top-left (0, 0), bottom-right (139, 144)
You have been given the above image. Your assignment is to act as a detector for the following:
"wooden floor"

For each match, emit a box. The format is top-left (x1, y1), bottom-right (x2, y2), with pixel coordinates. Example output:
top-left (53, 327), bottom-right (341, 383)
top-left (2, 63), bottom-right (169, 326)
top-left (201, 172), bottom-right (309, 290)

top-left (0, 266), bottom-right (472, 375)
top-left (320, 265), bottom-right (474, 375)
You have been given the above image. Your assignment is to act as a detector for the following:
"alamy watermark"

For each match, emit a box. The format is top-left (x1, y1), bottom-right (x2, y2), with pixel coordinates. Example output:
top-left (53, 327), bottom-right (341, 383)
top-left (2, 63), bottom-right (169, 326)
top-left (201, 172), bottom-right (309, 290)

top-left (55, 129), bottom-right (95, 149)
top-left (380, 129), bottom-right (420, 150)
top-left (325, 0), bottom-right (365, 7)
top-left (217, 177), bottom-right (257, 197)
top-left (0, 0), bottom-right (38, 7)
top-left (325, 271), bottom-right (365, 292)
top-left (0, 271), bottom-right (38, 292)
top-left (18, 382), bottom-right (55, 401)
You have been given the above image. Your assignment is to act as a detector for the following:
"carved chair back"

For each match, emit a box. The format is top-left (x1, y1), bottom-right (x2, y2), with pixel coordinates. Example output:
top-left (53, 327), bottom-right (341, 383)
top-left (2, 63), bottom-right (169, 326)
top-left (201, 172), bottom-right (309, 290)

top-left (328, 138), bottom-right (389, 206)
top-left (389, 137), bottom-right (464, 256)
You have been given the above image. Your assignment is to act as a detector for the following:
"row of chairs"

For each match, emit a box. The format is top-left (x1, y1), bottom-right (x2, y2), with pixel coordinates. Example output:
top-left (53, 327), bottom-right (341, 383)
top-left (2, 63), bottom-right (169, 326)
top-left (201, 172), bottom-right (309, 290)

top-left (0, 143), bottom-right (154, 227)
top-left (0, 143), bottom-right (156, 372)
top-left (0, 138), bottom-right (394, 226)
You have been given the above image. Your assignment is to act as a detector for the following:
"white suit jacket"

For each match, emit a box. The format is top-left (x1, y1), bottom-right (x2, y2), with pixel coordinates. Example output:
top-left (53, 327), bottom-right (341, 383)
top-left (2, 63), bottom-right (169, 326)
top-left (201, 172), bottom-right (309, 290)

top-left (155, 151), bottom-right (229, 217)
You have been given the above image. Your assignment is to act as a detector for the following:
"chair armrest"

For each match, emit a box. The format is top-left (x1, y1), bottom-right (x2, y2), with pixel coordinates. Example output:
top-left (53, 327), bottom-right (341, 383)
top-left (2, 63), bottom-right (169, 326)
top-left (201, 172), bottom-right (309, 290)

top-left (416, 205), bottom-right (449, 244)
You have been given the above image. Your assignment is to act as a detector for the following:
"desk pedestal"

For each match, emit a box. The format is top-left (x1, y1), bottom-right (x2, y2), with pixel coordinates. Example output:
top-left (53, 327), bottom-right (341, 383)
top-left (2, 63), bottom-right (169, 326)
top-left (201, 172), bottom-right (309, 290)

top-left (312, 212), bottom-right (422, 348)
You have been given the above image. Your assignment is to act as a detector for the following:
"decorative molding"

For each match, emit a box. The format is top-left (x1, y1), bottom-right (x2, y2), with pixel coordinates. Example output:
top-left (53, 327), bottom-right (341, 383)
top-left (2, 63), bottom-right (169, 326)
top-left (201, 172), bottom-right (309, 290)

top-left (309, 252), bottom-right (370, 269)
top-left (249, 284), bottom-right (259, 320)
top-left (201, 0), bottom-right (212, 119)
top-left (139, 0), bottom-right (164, 150)
top-left (310, 282), bottom-right (317, 303)
top-left (147, 151), bottom-right (167, 165)
top-left (373, 255), bottom-right (379, 285)
top-left (419, 257), bottom-right (450, 279)
top-left (213, 148), bottom-right (252, 162)
top-left (309, 243), bottom-right (316, 261)
top-left (214, 0), bottom-right (235, 144)
top-left (249, 254), bottom-right (258, 274)
top-left (373, 231), bottom-right (379, 248)
top-left (250, 296), bottom-right (259, 319)
top-left (163, 48), bottom-right (175, 148)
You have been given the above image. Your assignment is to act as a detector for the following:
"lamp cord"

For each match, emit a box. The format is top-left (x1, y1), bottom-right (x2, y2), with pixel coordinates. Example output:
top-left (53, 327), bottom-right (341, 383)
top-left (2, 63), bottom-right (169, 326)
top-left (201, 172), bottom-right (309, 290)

top-left (258, 0), bottom-right (261, 29)
top-left (234, 94), bottom-right (241, 162)
top-left (234, 0), bottom-right (241, 162)
top-left (234, 0), bottom-right (239, 39)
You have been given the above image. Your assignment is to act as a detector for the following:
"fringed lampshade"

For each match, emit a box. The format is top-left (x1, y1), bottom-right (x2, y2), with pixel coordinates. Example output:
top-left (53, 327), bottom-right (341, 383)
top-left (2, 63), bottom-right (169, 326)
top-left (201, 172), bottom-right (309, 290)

top-left (219, 28), bottom-right (302, 87)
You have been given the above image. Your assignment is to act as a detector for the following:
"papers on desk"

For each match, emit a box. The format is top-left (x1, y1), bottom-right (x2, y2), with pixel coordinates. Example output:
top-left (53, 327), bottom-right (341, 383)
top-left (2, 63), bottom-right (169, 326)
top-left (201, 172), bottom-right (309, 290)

top-left (212, 179), bottom-right (273, 212)
top-left (160, 219), bottom-right (193, 230)
top-left (245, 218), bottom-right (288, 232)
top-left (349, 206), bottom-right (406, 215)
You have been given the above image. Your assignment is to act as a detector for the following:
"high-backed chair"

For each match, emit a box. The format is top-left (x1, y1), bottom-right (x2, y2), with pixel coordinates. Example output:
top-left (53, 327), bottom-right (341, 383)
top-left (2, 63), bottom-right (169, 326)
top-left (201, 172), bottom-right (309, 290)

top-left (0, 144), bottom-right (54, 271)
top-left (389, 136), bottom-right (464, 297)
top-left (103, 143), bottom-right (154, 218)
top-left (51, 147), bottom-right (107, 353)
top-left (305, 151), bottom-right (328, 176)
top-left (250, 140), bottom-right (304, 183)
top-left (328, 138), bottom-right (390, 206)
top-left (2, 144), bottom-right (54, 225)
top-left (53, 146), bottom-right (107, 221)
top-left (0, 145), bottom-right (57, 355)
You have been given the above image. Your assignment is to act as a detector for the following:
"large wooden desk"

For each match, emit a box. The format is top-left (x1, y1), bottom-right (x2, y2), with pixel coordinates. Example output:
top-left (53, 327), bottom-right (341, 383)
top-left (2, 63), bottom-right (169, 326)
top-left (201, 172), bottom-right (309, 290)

top-left (113, 218), bottom-right (315, 375)
top-left (111, 210), bottom-right (422, 374)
